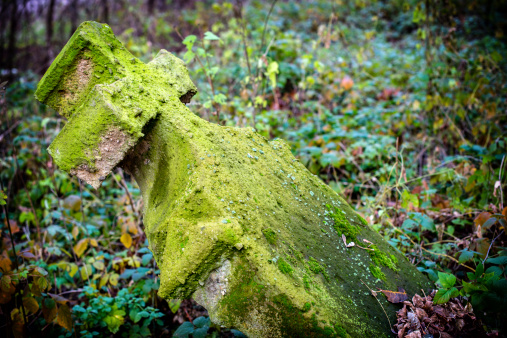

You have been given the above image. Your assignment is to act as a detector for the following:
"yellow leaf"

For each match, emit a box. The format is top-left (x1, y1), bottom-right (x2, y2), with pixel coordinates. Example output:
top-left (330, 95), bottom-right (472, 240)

top-left (23, 296), bottom-right (39, 314)
top-left (93, 261), bottom-right (105, 270)
top-left (42, 298), bottom-right (58, 323)
top-left (120, 233), bottom-right (132, 249)
top-left (89, 238), bottom-right (98, 247)
top-left (63, 195), bottom-right (81, 212)
top-left (109, 273), bottom-right (119, 286)
top-left (73, 238), bottom-right (89, 258)
top-left (69, 263), bottom-right (79, 278)
top-left (57, 304), bottom-right (73, 331)
top-left (80, 264), bottom-right (92, 280)
top-left (99, 274), bottom-right (109, 288)
top-left (71, 226), bottom-right (79, 240)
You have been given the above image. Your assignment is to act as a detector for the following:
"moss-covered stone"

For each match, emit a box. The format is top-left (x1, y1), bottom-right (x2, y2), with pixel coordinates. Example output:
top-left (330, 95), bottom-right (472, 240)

top-left (38, 21), bottom-right (432, 337)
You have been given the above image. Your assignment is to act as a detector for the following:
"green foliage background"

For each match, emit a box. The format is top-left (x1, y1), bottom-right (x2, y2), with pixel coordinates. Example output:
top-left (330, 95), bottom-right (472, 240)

top-left (0, 0), bottom-right (506, 336)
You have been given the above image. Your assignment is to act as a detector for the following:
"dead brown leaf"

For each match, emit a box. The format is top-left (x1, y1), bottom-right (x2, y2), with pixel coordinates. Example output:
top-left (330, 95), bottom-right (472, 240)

top-left (379, 287), bottom-right (409, 303)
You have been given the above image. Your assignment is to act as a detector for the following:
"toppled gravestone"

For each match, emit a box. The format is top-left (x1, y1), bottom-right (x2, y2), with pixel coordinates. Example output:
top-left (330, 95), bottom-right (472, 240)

top-left (36, 21), bottom-right (431, 337)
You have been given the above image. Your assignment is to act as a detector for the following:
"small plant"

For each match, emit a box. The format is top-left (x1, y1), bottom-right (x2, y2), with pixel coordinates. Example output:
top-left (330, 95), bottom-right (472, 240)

top-left (434, 272), bottom-right (460, 304)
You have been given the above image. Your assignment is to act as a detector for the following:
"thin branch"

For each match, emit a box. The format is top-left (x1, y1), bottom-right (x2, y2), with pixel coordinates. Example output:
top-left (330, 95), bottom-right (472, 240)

top-left (360, 279), bottom-right (393, 331)
top-left (482, 230), bottom-right (505, 266)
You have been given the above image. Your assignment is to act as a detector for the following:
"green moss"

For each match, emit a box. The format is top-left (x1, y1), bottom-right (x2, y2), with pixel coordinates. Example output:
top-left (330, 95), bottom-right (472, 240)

top-left (271, 294), bottom-right (339, 337)
top-left (369, 264), bottom-right (386, 280)
top-left (307, 257), bottom-right (329, 281)
top-left (41, 20), bottom-right (433, 338)
top-left (334, 325), bottom-right (348, 338)
top-left (369, 246), bottom-right (398, 271)
top-left (329, 206), bottom-right (359, 239)
top-left (303, 274), bottom-right (311, 289)
top-left (302, 302), bottom-right (311, 313)
top-left (358, 215), bottom-right (368, 226)
top-left (278, 258), bottom-right (293, 275)
top-left (262, 228), bottom-right (277, 245)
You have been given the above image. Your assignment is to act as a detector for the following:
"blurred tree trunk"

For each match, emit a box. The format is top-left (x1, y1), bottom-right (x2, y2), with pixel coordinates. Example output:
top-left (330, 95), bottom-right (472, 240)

top-left (46, 0), bottom-right (55, 47)
top-left (70, 0), bottom-right (79, 37)
top-left (102, 0), bottom-right (109, 23)
top-left (148, 0), bottom-right (155, 15)
top-left (0, 2), bottom-right (7, 68)
top-left (6, 0), bottom-right (18, 72)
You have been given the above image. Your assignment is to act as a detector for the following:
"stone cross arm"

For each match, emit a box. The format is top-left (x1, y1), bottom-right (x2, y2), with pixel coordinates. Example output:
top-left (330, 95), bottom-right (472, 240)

top-left (37, 22), bottom-right (432, 337)
top-left (35, 21), bottom-right (196, 188)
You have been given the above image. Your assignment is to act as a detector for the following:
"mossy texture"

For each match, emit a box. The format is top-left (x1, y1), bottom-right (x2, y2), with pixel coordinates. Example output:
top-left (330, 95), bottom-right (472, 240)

top-left (39, 21), bottom-right (432, 337)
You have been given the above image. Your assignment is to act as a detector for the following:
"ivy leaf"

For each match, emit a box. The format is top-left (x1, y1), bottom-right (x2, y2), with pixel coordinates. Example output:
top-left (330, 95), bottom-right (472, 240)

top-left (437, 272), bottom-right (456, 288)
top-left (57, 304), bottom-right (73, 331)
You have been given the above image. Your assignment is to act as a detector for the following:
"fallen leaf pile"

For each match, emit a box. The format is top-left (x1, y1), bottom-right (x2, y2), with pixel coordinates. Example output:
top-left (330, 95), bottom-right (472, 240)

top-left (395, 290), bottom-right (486, 338)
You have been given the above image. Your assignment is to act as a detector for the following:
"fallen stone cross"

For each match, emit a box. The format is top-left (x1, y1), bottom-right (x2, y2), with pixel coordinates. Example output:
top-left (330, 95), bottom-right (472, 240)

top-left (36, 21), bottom-right (431, 337)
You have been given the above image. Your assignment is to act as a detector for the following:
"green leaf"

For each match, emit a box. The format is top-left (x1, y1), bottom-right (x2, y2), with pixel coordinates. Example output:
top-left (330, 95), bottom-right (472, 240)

top-left (438, 272), bottom-right (456, 288)
top-left (401, 219), bottom-right (418, 229)
top-left (462, 281), bottom-right (487, 294)
top-left (141, 253), bottom-right (153, 266)
top-left (467, 272), bottom-right (476, 281)
top-left (433, 287), bottom-right (459, 304)
top-left (169, 299), bottom-right (181, 314)
top-left (182, 35), bottom-right (197, 49)
top-left (458, 250), bottom-right (475, 264)
top-left (401, 190), bottom-right (419, 209)
top-left (173, 322), bottom-right (194, 337)
top-left (476, 263), bottom-right (484, 277)
top-left (193, 316), bottom-right (210, 328)
top-left (231, 329), bottom-right (248, 337)
top-left (203, 31), bottom-right (221, 41)
top-left (214, 93), bottom-right (227, 105)
top-left (193, 327), bottom-right (209, 338)
top-left (486, 256), bottom-right (507, 265)
top-left (266, 61), bottom-right (279, 89)
top-left (485, 266), bottom-right (504, 276)
top-left (104, 307), bottom-right (125, 333)
top-left (482, 217), bottom-right (497, 229)
top-left (183, 50), bottom-right (195, 64)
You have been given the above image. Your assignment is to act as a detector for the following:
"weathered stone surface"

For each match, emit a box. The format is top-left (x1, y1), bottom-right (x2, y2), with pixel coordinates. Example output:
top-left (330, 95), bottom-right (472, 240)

top-left (37, 21), bottom-right (432, 337)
